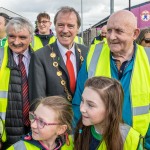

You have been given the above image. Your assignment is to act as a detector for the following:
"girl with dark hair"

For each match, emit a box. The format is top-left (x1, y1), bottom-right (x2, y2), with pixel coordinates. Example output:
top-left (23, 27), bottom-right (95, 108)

top-left (74, 76), bottom-right (143, 150)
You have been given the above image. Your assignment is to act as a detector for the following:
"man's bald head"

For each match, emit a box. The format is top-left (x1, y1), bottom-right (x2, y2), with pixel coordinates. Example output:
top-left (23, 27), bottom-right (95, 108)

top-left (108, 10), bottom-right (137, 30)
top-left (101, 25), bottom-right (107, 32)
top-left (101, 25), bottom-right (107, 39)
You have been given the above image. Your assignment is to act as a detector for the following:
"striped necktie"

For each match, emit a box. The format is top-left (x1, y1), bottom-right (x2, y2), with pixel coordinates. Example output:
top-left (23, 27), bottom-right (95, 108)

top-left (18, 54), bottom-right (30, 126)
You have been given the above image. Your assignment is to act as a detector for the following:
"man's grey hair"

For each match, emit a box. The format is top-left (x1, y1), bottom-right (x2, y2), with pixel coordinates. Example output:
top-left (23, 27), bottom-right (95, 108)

top-left (6, 17), bottom-right (34, 38)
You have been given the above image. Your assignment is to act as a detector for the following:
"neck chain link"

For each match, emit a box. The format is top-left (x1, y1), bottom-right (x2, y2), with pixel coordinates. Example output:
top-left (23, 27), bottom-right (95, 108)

top-left (48, 44), bottom-right (84, 102)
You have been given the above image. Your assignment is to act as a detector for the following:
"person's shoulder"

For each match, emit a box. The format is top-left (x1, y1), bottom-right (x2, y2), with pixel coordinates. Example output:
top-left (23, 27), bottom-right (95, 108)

top-left (7, 140), bottom-right (25, 150)
top-left (33, 34), bottom-right (40, 39)
top-left (34, 41), bottom-right (57, 56)
top-left (76, 43), bottom-right (89, 51)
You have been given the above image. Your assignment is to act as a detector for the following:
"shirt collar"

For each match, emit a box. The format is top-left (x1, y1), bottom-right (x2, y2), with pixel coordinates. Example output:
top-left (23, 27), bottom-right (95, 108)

top-left (57, 40), bottom-right (75, 58)
top-left (13, 48), bottom-right (30, 59)
top-left (22, 132), bottom-right (63, 150)
top-left (91, 125), bottom-right (103, 141)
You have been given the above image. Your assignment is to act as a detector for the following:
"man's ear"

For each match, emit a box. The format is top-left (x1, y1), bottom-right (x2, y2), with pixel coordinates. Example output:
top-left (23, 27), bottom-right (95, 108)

top-left (133, 28), bottom-right (140, 40)
top-left (57, 125), bottom-right (67, 135)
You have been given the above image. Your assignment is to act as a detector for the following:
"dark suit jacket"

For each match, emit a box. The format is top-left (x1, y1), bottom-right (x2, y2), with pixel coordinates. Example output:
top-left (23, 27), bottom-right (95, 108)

top-left (29, 41), bottom-right (88, 102)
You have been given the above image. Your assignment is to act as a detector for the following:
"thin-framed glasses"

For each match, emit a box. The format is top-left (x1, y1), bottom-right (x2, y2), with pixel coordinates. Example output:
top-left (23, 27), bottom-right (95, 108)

top-left (29, 112), bottom-right (61, 129)
top-left (37, 20), bottom-right (50, 24)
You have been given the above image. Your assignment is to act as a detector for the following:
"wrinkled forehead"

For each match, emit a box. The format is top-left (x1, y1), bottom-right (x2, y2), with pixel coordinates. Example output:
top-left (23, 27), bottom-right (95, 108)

top-left (107, 17), bottom-right (134, 31)
top-left (107, 11), bottom-right (137, 29)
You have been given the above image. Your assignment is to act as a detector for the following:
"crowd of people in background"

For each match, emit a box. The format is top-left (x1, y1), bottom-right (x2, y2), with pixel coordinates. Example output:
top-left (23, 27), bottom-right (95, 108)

top-left (0, 6), bottom-right (150, 150)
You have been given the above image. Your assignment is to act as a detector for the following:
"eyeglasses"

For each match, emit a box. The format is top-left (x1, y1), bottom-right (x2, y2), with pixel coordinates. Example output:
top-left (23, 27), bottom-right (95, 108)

top-left (37, 20), bottom-right (50, 24)
top-left (142, 38), bottom-right (150, 43)
top-left (29, 112), bottom-right (61, 129)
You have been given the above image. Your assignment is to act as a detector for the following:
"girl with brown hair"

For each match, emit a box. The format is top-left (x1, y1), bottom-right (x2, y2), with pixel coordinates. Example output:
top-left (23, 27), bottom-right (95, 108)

top-left (74, 76), bottom-right (143, 150)
top-left (8, 96), bottom-right (74, 150)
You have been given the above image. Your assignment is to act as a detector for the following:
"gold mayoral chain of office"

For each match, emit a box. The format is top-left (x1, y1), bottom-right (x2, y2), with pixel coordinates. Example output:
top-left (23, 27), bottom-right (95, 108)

top-left (48, 44), bottom-right (84, 102)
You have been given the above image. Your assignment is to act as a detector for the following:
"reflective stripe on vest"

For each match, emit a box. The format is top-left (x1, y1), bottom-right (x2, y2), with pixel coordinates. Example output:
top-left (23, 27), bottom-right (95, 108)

top-left (97, 124), bottom-right (140, 150)
top-left (145, 47), bottom-right (150, 59)
top-left (0, 47), bottom-right (4, 68)
top-left (0, 112), bottom-right (6, 121)
top-left (87, 43), bottom-right (150, 136)
top-left (120, 124), bottom-right (130, 144)
top-left (31, 35), bottom-right (56, 51)
top-left (88, 43), bottom-right (103, 78)
top-left (133, 105), bottom-right (149, 116)
top-left (0, 91), bottom-right (8, 99)
top-left (14, 141), bottom-right (26, 150)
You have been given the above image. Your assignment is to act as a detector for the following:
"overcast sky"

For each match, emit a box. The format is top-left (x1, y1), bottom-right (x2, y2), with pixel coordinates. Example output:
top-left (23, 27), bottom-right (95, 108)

top-left (1, 0), bottom-right (149, 32)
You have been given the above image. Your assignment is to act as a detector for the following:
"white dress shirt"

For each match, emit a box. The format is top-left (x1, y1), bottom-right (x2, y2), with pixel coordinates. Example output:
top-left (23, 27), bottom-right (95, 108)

top-left (57, 40), bottom-right (77, 79)
top-left (13, 49), bottom-right (31, 76)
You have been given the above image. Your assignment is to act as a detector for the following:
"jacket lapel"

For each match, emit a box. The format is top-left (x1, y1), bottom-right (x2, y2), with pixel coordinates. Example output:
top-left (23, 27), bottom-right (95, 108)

top-left (51, 42), bottom-right (68, 76)
top-left (75, 43), bottom-right (81, 73)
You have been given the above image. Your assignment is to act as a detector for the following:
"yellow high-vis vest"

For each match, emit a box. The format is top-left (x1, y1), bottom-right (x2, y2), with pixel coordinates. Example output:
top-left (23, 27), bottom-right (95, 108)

top-left (30, 35), bottom-right (56, 51)
top-left (93, 37), bottom-right (107, 45)
top-left (97, 124), bottom-right (141, 150)
top-left (74, 36), bottom-right (84, 45)
top-left (87, 43), bottom-right (150, 137)
top-left (8, 135), bottom-right (74, 150)
top-left (0, 46), bottom-right (10, 142)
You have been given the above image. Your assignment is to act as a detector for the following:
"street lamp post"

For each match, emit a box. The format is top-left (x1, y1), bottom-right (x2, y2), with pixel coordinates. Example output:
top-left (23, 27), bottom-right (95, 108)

top-left (129, 0), bottom-right (131, 11)
top-left (110, 0), bottom-right (114, 14)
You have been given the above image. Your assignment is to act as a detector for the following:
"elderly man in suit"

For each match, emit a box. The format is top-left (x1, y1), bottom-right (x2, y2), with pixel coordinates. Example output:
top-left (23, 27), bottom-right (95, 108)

top-left (29, 6), bottom-right (88, 102)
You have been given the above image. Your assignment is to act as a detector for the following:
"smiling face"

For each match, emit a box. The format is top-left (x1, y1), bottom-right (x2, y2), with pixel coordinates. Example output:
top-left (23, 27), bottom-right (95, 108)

top-left (55, 11), bottom-right (79, 49)
top-left (80, 87), bottom-right (106, 130)
top-left (31, 104), bottom-right (65, 143)
top-left (106, 10), bottom-right (139, 56)
top-left (7, 26), bottom-right (32, 54)
top-left (37, 17), bottom-right (52, 35)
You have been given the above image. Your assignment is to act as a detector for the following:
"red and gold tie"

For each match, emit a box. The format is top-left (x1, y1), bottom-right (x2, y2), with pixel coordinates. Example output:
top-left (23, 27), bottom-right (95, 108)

top-left (66, 51), bottom-right (76, 93)
top-left (18, 54), bottom-right (30, 126)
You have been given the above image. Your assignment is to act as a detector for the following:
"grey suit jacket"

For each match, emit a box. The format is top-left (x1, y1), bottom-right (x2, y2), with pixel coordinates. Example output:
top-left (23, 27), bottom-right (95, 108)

top-left (29, 41), bottom-right (88, 102)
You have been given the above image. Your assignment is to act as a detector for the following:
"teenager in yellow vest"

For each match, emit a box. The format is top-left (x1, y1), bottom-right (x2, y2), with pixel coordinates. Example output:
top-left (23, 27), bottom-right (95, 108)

top-left (31, 12), bottom-right (56, 51)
